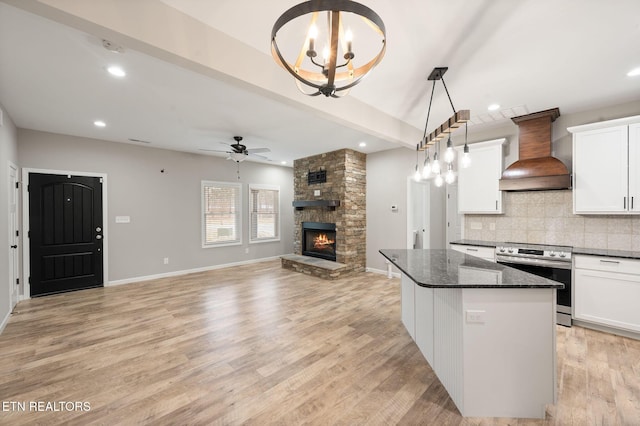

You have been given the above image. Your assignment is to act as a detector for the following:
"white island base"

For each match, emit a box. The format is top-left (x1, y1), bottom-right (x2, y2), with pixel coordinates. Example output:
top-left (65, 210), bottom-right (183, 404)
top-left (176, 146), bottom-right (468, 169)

top-left (402, 274), bottom-right (557, 419)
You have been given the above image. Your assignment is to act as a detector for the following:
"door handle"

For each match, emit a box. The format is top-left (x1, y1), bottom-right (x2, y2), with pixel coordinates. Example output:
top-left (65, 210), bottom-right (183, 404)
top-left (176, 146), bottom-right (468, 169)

top-left (10, 245), bottom-right (17, 249)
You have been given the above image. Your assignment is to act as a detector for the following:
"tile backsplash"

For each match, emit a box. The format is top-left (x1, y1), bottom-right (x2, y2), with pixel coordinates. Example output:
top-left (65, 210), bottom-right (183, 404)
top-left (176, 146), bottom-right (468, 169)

top-left (463, 190), bottom-right (640, 251)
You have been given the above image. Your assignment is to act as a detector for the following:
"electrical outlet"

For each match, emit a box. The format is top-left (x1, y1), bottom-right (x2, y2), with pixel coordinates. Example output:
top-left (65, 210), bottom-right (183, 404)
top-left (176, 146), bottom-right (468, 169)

top-left (245, 248), bottom-right (249, 254)
top-left (466, 310), bottom-right (485, 323)
top-left (163, 257), bottom-right (169, 265)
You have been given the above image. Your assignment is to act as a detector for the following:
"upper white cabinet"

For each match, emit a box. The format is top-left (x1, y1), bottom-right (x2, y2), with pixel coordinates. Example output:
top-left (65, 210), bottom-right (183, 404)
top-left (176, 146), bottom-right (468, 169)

top-left (569, 116), bottom-right (640, 214)
top-left (455, 138), bottom-right (505, 214)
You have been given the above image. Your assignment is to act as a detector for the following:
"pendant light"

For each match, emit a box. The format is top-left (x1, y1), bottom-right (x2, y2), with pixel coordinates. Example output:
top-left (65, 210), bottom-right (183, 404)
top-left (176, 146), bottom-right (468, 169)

top-left (422, 147), bottom-right (431, 179)
top-left (413, 67), bottom-right (471, 184)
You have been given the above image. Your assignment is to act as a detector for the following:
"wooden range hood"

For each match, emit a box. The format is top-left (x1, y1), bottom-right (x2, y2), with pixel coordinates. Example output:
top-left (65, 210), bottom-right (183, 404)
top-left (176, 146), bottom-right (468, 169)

top-left (499, 108), bottom-right (571, 191)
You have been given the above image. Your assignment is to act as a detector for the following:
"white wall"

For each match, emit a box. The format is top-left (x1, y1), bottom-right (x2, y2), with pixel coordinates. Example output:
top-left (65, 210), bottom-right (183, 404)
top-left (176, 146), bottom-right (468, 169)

top-left (0, 102), bottom-right (19, 330)
top-left (18, 129), bottom-right (294, 285)
top-left (366, 146), bottom-right (447, 272)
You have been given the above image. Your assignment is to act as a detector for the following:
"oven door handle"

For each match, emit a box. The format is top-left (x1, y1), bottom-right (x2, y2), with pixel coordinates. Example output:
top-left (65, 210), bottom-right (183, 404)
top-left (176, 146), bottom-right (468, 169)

top-left (496, 255), bottom-right (572, 270)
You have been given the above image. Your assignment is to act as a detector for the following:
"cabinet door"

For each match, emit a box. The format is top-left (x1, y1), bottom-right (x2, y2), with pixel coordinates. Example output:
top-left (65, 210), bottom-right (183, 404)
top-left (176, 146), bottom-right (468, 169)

top-left (573, 126), bottom-right (628, 213)
top-left (574, 268), bottom-right (640, 332)
top-left (457, 141), bottom-right (503, 214)
top-left (629, 123), bottom-right (640, 212)
top-left (401, 274), bottom-right (415, 339)
top-left (415, 286), bottom-right (434, 365)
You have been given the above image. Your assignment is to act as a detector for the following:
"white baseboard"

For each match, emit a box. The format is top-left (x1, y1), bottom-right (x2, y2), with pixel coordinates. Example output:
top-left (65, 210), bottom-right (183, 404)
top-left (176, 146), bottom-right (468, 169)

top-left (106, 255), bottom-right (283, 287)
top-left (366, 267), bottom-right (401, 279)
top-left (0, 309), bottom-right (11, 335)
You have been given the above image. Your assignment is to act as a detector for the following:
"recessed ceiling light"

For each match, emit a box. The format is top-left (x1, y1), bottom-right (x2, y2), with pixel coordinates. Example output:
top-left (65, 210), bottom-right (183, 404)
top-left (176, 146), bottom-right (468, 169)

top-left (107, 65), bottom-right (126, 77)
top-left (94, 120), bottom-right (106, 128)
top-left (488, 104), bottom-right (500, 111)
top-left (359, 142), bottom-right (367, 147)
top-left (627, 67), bottom-right (640, 77)
top-left (281, 161), bottom-right (287, 165)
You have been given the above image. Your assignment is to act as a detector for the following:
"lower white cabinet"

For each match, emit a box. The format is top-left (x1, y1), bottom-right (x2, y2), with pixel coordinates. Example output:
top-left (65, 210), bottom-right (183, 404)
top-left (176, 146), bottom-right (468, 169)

top-left (574, 255), bottom-right (640, 333)
top-left (401, 274), bottom-right (415, 339)
top-left (450, 244), bottom-right (495, 262)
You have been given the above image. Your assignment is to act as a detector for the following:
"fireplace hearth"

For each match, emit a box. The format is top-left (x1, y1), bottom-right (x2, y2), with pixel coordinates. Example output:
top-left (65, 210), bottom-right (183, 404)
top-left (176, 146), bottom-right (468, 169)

top-left (302, 222), bottom-right (336, 261)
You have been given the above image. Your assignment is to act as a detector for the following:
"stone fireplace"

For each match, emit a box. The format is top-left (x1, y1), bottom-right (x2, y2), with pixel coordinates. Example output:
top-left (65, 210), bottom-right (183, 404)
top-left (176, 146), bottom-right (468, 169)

top-left (302, 222), bottom-right (336, 261)
top-left (281, 148), bottom-right (366, 279)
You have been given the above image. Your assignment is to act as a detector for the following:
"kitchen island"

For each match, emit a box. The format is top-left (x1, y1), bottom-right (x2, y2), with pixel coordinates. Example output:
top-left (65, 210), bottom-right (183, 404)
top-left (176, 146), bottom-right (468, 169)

top-left (380, 249), bottom-right (564, 419)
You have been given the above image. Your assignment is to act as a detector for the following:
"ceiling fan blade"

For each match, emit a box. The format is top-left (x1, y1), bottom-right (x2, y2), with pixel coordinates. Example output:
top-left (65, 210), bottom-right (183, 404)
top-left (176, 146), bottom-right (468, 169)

top-left (199, 148), bottom-right (231, 153)
top-left (249, 153), bottom-right (272, 161)
top-left (246, 147), bottom-right (270, 154)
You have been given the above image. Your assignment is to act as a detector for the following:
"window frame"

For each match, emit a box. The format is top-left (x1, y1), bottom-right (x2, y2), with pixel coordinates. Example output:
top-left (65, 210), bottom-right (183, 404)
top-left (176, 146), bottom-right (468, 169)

top-left (201, 180), bottom-right (242, 248)
top-left (249, 183), bottom-right (281, 244)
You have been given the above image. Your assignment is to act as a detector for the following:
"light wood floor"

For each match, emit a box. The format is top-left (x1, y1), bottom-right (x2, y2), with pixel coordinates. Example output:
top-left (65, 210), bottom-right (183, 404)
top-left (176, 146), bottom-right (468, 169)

top-left (0, 260), bottom-right (638, 425)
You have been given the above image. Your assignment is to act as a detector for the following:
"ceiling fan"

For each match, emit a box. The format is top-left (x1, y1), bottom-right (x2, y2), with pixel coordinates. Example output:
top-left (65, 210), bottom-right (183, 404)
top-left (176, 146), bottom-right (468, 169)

top-left (200, 136), bottom-right (271, 162)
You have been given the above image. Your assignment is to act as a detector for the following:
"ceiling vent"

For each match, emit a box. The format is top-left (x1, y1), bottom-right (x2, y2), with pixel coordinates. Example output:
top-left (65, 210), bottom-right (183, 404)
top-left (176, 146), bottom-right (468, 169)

top-left (498, 108), bottom-right (571, 191)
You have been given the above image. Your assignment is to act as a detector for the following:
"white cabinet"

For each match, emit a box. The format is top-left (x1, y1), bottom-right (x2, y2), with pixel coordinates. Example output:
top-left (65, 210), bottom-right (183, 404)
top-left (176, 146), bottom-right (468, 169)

top-left (450, 243), bottom-right (495, 262)
top-left (456, 138), bottom-right (505, 214)
top-left (574, 254), bottom-right (640, 333)
top-left (414, 286), bottom-right (434, 365)
top-left (569, 116), bottom-right (640, 214)
top-left (401, 274), bottom-right (415, 339)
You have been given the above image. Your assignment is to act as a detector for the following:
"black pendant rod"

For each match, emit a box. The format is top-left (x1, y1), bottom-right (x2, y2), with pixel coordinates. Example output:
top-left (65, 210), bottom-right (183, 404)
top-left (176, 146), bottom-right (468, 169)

top-left (421, 79), bottom-right (437, 142)
top-left (440, 76), bottom-right (457, 114)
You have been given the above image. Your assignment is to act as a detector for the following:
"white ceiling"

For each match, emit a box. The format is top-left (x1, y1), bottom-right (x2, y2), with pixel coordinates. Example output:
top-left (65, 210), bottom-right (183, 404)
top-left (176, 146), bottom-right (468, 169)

top-left (1, 0), bottom-right (639, 166)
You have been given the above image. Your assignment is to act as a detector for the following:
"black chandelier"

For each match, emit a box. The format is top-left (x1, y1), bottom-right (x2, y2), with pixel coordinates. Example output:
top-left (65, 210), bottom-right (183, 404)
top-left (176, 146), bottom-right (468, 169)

top-left (271, 0), bottom-right (386, 98)
top-left (414, 67), bottom-right (471, 186)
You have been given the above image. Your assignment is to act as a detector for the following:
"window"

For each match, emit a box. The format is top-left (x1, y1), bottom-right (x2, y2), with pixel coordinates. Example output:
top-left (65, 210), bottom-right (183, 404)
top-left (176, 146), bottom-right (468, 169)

top-left (249, 184), bottom-right (280, 243)
top-left (202, 181), bottom-right (242, 247)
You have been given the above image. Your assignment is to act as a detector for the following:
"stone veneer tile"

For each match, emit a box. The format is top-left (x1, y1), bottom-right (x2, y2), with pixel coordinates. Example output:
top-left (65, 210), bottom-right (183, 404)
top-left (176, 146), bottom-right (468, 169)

top-left (510, 192), bottom-right (528, 205)
top-left (566, 233), bottom-right (585, 248)
top-left (527, 217), bottom-right (545, 231)
top-left (511, 229), bottom-right (527, 242)
top-left (529, 192), bottom-right (545, 205)
top-left (527, 204), bottom-right (545, 218)
top-left (584, 217), bottom-right (609, 234)
top-left (607, 218), bottom-right (633, 234)
top-left (633, 217), bottom-right (640, 235)
top-left (607, 234), bottom-right (632, 251)
top-left (544, 217), bottom-right (564, 231)
top-left (495, 229), bottom-right (511, 242)
top-left (495, 216), bottom-right (513, 230)
top-left (584, 233), bottom-right (607, 248)
top-left (543, 191), bottom-right (565, 204)
top-left (544, 203), bottom-right (566, 217)
top-left (511, 204), bottom-right (528, 217)
top-left (527, 230), bottom-right (545, 244)
top-left (564, 217), bottom-right (585, 233)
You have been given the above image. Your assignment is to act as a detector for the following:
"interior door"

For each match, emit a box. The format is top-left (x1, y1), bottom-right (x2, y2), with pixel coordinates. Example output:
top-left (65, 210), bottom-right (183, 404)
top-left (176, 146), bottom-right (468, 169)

top-left (28, 173), bottom-right (104, 297)
top-left (8, 163), bottom-right (19, 309)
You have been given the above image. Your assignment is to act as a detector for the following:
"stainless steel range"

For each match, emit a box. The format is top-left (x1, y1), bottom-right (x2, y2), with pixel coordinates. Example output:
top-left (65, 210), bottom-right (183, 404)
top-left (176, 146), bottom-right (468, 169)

top-left (495, 243), bottom-right (572, 327)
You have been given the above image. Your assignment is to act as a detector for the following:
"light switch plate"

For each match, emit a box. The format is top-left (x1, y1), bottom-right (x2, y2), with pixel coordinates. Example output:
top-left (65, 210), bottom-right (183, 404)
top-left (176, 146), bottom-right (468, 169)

top-left (115, 216), bottom-right (130, 223)
top-left (314, 189), bottom-right (321, 196)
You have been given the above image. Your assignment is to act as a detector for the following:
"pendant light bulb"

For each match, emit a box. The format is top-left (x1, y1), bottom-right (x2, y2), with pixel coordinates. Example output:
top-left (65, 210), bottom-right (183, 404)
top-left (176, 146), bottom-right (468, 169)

top-left (445, 163), bottom-right (455, 184)
top-left (432, 152), bottom-right (441, 175)
top-left (422, 151), bottom-right (431, 179)
top-left (413, 164), bottom-right (421, 182)
top-left (434, 173), bottom-right (444, 187)
top-left (444, 137), bottom-right (455, 164)
top-left (462, 143), bottom-right (471, 168)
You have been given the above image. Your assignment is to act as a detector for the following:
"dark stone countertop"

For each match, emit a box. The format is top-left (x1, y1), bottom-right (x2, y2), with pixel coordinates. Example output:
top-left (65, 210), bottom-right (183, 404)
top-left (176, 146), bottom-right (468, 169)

top-left (379, 249), bottom-right (564, 289)
top-left (449, 240), bottom-right (640, 260)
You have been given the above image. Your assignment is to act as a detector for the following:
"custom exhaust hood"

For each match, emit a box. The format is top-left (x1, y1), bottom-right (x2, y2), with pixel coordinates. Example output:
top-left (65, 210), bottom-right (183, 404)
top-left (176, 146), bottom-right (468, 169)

top-left (499, 108), bottom-right (571, 191)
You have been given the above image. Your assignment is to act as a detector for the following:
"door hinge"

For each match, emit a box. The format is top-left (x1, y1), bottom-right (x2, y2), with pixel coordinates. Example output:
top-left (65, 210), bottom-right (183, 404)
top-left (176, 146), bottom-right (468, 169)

top-left (16, 230), bottom-right (19, 237)
top-left (16, 278), bottom-right (19, 285)
top-left (15, 181), bottom-right (19, 189)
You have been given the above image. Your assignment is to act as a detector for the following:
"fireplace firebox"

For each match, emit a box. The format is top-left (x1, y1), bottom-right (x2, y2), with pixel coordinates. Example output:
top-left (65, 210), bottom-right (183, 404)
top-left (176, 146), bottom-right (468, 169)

top-left (302, 222), bottom-right (336, 261)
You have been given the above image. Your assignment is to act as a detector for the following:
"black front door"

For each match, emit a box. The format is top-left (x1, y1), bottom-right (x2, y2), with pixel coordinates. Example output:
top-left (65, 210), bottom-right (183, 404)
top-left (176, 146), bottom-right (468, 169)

top-left (29, 173), bottom-right (104, 297)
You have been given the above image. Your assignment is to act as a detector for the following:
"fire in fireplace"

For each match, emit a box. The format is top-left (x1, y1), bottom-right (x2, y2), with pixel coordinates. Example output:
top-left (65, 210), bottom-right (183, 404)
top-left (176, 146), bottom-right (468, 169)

top-left (302, 222), bottom-right (336, 261)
